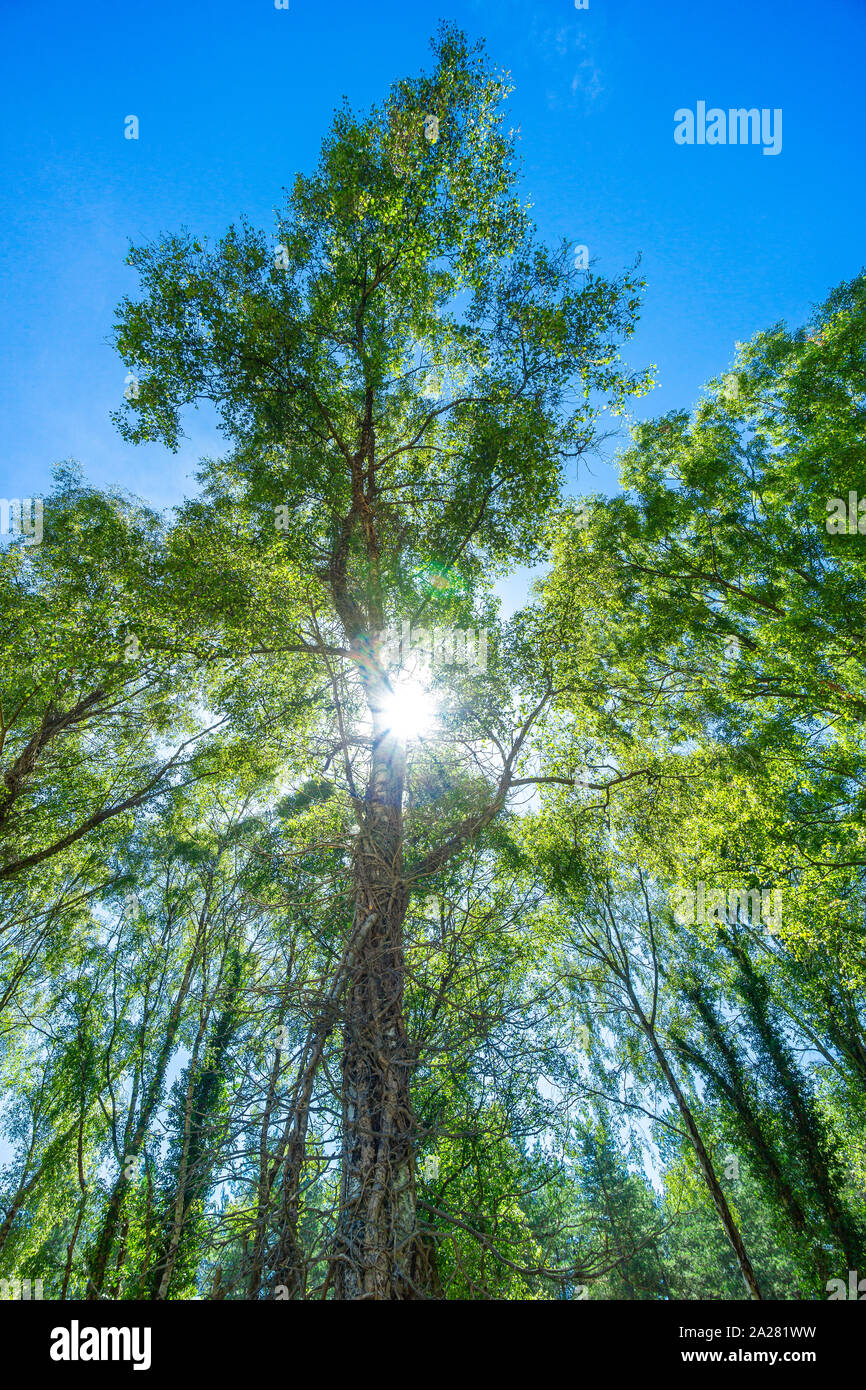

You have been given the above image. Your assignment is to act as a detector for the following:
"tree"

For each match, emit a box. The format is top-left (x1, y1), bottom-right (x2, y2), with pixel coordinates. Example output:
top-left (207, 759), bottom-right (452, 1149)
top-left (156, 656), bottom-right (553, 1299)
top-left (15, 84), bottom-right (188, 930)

top-left (109, 25), bottom-right (649, 1298)
top-left (0, 466), bottom-right (211, 886)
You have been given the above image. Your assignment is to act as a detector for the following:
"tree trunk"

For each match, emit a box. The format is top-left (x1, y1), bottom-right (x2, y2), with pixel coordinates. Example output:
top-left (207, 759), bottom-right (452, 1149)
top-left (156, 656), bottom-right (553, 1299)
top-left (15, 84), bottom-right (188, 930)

top-left (630, 996), bottom-right (763, 1300)
top-left (722, 931), bottom-right (864, 1269)
top-left (267, 911), bottom-right (378, 1296)
top-left (676, 989), bottom-right (823, 1279)
top-left (334, 701), bottom-right (423, 1299)
top-left (87, 913), bottom-right (205, 1298)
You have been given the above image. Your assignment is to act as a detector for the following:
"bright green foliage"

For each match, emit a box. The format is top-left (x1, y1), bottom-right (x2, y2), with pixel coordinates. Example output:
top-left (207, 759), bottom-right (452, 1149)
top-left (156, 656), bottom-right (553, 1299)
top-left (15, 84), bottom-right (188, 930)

top-left (1, 30), bottom-right (863, 1301)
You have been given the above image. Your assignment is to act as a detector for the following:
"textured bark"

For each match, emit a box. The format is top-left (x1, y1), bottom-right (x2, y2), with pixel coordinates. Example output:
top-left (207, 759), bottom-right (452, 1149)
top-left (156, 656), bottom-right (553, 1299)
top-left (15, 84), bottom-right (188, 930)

top-left (263, 913), bottom-right (376, 1297)
top-left (333, 698), bottom-right (424, 1299)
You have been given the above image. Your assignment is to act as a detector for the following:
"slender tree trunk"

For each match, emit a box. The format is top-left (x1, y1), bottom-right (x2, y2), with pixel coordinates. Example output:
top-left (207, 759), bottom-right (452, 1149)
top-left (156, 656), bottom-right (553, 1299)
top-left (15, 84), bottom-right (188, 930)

top-left (154, 955), bottom-right (243, 1300)
top-left (87, 917), bottom-right (204, 1298)
top-left (246, 1036), bottom-right (284, 1299)
top-left (267, 914), bottom-right (377, 1296)
top-left (111, 1219), bottom-right (129, 1298)
top-left (62, 1056), bottom-right (91, 1299)
top-left (0, 1121), bottom-right (77, 1257)
top-left (722, 931), bottom-right (864, 1269)
top-left (676, 990), bottom-right (824, 1278)
top-left (268, 1061), bottom-right (321, 1298)
top-left (629, 994), bottom-right (763, 1300)
top-left (0, 1174), bottom-right (38, 1257)
top-left (153, 1033), bottom-right (202, 1300)
top-left (61, 1198), bottom-right (87, 1300)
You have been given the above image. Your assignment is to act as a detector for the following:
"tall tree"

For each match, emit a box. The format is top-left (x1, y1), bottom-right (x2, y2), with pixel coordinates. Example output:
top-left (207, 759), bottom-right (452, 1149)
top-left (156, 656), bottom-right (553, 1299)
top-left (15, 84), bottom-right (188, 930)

top-left (109, 26), bottom-right (649, 1298)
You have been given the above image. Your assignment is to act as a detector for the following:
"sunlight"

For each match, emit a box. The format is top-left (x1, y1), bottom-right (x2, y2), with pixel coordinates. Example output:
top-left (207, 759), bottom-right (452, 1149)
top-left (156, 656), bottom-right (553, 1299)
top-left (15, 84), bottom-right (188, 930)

top-left (379, 677), bottom-right (438, 742)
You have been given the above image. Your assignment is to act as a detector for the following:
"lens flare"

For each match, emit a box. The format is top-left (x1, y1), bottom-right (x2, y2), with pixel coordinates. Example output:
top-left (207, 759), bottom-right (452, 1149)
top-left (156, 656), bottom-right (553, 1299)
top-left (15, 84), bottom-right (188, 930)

top-left (379, 678), bottom-right (438, 741)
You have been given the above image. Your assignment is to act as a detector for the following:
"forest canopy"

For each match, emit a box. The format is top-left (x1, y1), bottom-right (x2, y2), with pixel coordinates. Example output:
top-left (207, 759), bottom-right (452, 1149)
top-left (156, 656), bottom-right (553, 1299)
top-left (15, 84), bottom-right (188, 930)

top-left (1, 27), bottom-right (864, 1302)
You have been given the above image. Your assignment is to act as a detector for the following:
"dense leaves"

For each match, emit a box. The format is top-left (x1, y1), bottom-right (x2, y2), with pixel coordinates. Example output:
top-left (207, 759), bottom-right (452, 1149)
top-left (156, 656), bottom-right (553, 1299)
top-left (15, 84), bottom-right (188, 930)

top-left (1, 28), bottom-right (863, 1300)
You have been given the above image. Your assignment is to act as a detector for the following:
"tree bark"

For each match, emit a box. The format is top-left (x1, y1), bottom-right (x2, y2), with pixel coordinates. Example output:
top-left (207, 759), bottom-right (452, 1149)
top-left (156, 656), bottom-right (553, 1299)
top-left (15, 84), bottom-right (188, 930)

top-left (333, 697), bottom-right (423, 1299)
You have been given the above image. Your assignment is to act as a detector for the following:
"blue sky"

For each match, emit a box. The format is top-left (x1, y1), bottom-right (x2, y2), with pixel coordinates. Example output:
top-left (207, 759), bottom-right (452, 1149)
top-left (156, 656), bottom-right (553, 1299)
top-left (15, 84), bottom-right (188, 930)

top-left (2, 0), bottom-right (864, 549)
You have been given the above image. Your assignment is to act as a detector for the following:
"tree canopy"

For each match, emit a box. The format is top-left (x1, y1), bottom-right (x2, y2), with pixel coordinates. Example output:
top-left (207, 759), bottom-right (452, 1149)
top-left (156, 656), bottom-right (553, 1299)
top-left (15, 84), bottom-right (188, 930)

top-left (1, 26), bottom-right (864, 1303)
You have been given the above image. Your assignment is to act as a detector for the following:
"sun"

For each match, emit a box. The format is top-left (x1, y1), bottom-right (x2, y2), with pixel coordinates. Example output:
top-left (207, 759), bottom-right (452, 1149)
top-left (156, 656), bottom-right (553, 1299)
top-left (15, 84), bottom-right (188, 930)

top-left (380, 677), bottom-right (438, 742)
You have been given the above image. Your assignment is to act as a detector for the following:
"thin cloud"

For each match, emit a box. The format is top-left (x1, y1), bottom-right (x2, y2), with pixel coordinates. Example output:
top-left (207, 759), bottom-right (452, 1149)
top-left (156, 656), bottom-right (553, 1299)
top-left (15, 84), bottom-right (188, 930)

top-left (535, 27), bottom-right (605, 112)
